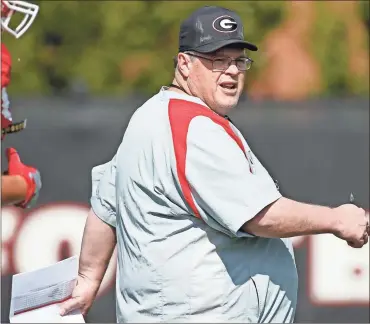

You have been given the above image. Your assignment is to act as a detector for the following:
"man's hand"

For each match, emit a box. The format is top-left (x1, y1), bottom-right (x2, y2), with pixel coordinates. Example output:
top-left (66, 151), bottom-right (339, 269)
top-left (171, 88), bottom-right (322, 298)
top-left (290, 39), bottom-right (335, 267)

top-left (332, 204), bottom-right (369, 248)
top-left (59, 274), bottom-right (101, 317)
top-left (7, 147), bottom-right (42, 208)
top-left (59, 209), bottom-right (116, 317)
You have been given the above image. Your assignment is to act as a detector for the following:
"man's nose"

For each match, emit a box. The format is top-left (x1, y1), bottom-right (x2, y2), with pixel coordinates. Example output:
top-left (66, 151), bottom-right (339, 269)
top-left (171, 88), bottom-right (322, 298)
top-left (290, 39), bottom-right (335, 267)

top-left (224, 62), bottom-right (240, 75)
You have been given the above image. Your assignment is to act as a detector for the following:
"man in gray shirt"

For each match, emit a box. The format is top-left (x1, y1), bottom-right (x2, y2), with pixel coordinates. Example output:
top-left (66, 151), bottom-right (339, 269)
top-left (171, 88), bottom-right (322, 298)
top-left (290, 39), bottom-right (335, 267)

top-left (60, 6), bottom-right (369, 323)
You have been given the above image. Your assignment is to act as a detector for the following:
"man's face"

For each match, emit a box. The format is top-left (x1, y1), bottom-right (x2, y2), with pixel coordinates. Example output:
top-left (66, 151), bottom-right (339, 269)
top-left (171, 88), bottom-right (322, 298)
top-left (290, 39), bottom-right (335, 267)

top-left (187, 47), bottom-right (247, 116)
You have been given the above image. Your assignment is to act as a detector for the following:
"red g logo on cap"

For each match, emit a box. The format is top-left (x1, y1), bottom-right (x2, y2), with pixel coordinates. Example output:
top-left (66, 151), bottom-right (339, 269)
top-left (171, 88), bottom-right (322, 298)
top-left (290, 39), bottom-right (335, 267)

top-left (213, 15), bottom-right (237, 33)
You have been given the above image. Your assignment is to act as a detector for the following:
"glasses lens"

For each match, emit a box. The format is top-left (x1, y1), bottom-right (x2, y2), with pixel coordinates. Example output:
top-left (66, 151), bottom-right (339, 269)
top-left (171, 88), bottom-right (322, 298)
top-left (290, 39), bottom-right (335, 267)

top-left (213, 58), bottom-right (252, 71)
top-left (237, 59), bottom-right (246, 71)
top-left (237, 59), bottom-right (252, 71)
top-left (213, 58), bottom-right (229, 71)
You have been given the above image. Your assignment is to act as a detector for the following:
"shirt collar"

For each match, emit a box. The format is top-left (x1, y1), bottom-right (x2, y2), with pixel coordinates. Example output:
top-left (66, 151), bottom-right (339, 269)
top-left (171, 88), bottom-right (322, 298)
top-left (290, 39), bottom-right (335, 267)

top-left (159, 86), bottom-right (209, 108)
top-left (158, 86), bottom-right (233, 122)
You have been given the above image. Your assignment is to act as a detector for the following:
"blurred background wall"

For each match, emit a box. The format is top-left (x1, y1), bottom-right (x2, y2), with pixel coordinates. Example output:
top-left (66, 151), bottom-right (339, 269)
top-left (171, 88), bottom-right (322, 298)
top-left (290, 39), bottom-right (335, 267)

top-left (1, 1), bottom-right (369, 323)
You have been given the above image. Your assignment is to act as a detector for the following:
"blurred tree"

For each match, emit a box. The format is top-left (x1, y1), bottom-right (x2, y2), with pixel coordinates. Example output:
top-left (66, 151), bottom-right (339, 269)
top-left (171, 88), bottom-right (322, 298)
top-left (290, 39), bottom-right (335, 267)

top-left (359, 0), bottom-right (369, 36)
top-left (248, 1), bottom-right (322, 101)
top-left (311, 1), bottom-right (369, 96)
top-left (4, 0), bottom-right (368, 98)
top-left (5, 1), bottom-right (286, 96)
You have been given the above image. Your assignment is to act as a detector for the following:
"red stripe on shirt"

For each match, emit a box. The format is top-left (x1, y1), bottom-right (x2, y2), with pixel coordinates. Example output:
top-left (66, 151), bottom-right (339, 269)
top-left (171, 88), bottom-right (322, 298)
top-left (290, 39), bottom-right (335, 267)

top-left (168, 98), bottom-right (249, 219)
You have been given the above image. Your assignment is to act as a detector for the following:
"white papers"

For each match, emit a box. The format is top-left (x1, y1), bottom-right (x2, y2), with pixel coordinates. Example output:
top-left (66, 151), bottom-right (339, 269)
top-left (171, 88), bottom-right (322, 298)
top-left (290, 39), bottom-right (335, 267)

top-left (9, 256), bottom-right (85, 323)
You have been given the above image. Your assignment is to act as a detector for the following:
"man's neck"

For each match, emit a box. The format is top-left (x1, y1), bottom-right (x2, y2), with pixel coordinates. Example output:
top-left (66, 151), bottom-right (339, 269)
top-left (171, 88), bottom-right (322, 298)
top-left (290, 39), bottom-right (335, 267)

top-left (168, 79), bottom-right (191, 96)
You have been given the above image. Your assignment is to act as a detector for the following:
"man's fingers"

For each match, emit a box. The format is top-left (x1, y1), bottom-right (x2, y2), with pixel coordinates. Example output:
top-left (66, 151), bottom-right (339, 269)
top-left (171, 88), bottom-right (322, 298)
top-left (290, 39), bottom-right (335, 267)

top-left (59, 297), bottom-right (81, 316)
top-left (347, 240), bottom-right (363, 248)
top-left (347, 241), bottom-right (355, 248)
top-left (6, 148), bottom-right (21, 165)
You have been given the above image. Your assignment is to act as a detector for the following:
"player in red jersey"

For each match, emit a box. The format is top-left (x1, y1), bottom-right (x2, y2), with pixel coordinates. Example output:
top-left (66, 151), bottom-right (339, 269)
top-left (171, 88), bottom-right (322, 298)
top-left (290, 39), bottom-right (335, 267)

top-left (1, 0), bottom-right (41, 208)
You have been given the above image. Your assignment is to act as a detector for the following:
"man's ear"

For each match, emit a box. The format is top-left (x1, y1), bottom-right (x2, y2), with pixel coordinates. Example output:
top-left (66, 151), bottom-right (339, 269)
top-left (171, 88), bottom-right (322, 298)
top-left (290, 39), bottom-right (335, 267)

top-left (176, 53), bottom-right (191, 78)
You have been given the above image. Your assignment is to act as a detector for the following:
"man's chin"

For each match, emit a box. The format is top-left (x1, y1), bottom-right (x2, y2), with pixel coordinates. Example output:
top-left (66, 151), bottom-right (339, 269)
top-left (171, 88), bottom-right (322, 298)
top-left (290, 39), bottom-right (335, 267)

top-left (217, 98), bottom-right (239, 113)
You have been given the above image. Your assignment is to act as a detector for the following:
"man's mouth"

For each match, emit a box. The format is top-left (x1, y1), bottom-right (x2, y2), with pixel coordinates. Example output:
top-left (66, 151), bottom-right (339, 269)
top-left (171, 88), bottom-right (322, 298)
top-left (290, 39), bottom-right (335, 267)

top-left (219, 82), bottom-right (237, 90)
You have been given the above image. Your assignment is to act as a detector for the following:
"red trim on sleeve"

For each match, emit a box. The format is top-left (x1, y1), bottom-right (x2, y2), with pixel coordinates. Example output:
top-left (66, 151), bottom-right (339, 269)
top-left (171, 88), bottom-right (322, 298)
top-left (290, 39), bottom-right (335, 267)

top-left (168, 98), bottom-right (250, 219)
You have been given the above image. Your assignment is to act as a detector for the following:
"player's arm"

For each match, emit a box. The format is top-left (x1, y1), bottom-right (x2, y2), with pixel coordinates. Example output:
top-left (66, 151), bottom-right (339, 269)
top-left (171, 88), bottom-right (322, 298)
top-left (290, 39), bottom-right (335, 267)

top-left (1, 174), bottom-right (27, 206)
top-left (184, 117), bottom-right (367, 243)
top-left (1, 148), bottom-right (41, 208)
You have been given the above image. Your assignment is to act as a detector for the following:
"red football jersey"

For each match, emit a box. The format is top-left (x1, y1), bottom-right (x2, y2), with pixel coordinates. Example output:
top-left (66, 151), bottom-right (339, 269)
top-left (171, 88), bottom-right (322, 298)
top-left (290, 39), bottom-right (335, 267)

top-left (1, 42), bottom-right (12, 88)
top-left (1, 42), bottom-right (13, 136)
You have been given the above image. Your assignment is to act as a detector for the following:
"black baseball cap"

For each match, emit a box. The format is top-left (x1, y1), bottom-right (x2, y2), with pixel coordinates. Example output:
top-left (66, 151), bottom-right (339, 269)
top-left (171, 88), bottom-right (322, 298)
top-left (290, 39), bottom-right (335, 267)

top-left (179, 6), bottom-right (258, 53)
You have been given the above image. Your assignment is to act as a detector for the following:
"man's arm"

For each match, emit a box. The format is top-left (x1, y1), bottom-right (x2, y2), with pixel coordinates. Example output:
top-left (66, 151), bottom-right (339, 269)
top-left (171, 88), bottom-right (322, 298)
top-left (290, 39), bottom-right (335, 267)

top-left (1, 175), bottom-right (27, 206)
top-left (183, 116), bottom-right (368, 247)
top-left (242, 197), bottom-right (336, 237)
top-left (243, 197), bottom-right (368, 247)
top-left (60, 209), bottom-right (116, 316)
top-left (78, 208), bottom-right (117, 282)
top-left (90, 157), bottom-right (118, 228)
top-left (60, 156), bottom-right (118, 316)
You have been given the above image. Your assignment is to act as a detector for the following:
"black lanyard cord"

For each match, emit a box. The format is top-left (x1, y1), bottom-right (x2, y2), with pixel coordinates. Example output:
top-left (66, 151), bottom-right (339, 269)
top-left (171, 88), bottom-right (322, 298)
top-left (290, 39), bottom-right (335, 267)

top-left (168, 83), bottom-right (190, 95)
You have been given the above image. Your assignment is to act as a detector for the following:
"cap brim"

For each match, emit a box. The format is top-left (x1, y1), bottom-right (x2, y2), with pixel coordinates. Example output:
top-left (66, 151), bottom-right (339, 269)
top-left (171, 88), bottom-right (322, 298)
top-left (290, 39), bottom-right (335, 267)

top-left (194, 39), bottom-right (258, 53)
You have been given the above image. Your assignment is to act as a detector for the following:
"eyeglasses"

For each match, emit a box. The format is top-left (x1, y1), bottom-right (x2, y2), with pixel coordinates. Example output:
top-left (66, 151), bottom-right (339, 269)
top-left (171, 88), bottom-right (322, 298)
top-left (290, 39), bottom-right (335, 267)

top-left (184, 52), bottom-right (253, 72)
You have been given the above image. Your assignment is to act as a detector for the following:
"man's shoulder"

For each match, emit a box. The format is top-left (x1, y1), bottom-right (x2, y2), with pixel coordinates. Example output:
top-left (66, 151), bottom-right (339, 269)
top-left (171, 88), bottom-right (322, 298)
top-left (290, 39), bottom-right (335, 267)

top-left (134, 91), bottom-right (167, 115)
top-left (168, 98), bottom-right (237, 136)
top-left (168, 98), bottom-right (226, 123)
top-left (124, 91), bottom-right (170, 137)
top-left (127, 92), bottom-right (164, 124)
top-left (132, 90), bottom-right (229, 130)
top-left (168, 98), bottom-right (245, 145)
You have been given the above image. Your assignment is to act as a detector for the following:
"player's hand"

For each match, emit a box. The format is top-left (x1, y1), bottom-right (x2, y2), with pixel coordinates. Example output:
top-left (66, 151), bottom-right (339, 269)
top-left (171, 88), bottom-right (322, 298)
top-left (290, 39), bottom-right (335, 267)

top-left (59, 274), bottom-right (101, 317)
top-left (7, 147), bottom-right (42, 208)
top-left (332, 204), bottom-right (369, 248)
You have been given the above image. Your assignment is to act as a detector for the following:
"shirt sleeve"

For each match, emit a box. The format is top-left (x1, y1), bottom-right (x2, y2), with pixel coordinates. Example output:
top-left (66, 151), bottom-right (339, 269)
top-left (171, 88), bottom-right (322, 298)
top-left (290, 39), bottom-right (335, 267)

top-left (185, 116), bottom-right (282, 238)
top-left (90, 155), bottom-right (117, 228)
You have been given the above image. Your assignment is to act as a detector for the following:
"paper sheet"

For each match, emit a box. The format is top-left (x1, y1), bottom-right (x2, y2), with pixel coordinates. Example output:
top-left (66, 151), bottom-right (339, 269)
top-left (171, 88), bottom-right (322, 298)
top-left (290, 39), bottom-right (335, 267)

top-left (9, 256), bottom-right (85, 323)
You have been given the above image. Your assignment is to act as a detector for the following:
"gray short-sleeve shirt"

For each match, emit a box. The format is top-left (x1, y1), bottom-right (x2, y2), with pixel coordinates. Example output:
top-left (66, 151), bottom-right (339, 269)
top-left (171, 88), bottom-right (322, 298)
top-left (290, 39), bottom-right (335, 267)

top-left (90, 87), bottom-right (298, 323)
